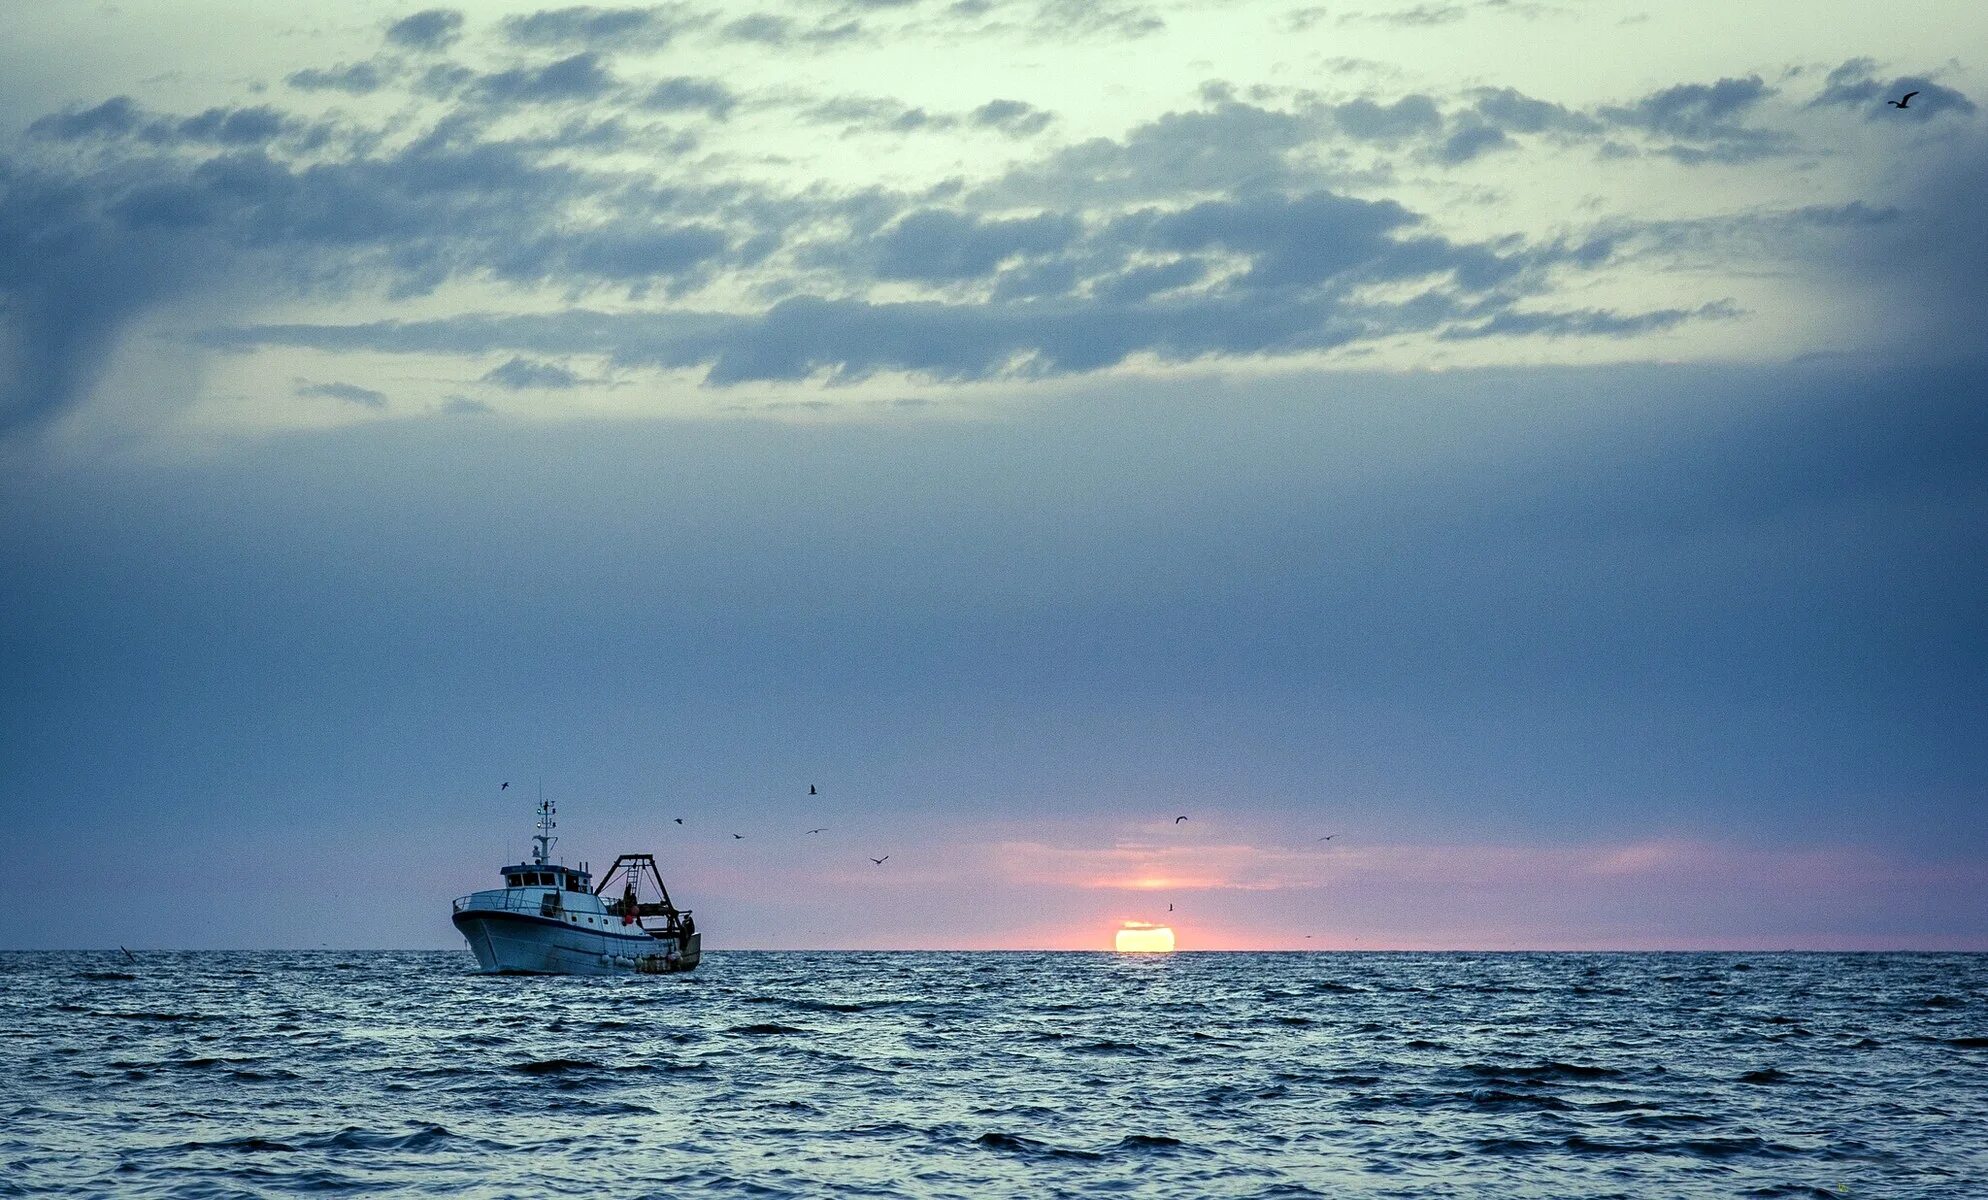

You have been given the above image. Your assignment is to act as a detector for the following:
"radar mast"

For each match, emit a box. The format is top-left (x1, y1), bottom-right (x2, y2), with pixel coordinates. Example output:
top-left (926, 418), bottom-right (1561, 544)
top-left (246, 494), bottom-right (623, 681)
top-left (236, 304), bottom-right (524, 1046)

top-left (531, 797), bottom-right (558, 865)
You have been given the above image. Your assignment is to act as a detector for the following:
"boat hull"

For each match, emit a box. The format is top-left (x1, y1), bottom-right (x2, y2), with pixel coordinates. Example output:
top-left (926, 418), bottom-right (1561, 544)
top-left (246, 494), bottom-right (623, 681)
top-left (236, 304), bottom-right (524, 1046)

top-left (452, 909), bottom-right (699, 975)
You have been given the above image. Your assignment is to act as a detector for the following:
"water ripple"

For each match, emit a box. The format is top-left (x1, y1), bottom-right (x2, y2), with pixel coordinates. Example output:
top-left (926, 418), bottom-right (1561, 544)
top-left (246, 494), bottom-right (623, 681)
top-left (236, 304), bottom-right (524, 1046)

top-left (3, 950), bottom-right (1983, 1197)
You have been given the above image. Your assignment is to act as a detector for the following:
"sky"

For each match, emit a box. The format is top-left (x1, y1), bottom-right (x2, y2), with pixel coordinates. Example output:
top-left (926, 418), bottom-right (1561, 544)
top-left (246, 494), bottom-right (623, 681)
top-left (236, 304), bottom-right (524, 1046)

top-left (1, 0), bottom-right (1984, 951)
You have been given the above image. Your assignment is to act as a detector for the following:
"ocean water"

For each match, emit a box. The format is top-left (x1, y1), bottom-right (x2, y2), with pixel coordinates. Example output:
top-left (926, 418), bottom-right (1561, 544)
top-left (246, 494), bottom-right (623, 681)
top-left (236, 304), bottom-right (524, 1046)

top-left (4, 951), bottom-right (1984, 1198)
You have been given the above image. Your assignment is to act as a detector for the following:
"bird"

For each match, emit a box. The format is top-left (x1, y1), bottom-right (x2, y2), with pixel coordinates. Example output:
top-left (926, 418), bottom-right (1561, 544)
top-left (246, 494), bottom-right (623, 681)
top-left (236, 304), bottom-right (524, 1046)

top-left (1167, 903), bottom-right (1174, 912)
top-left (1316, 834), bottom-right (1338, 842)
top-left (119, 946), bottom-right (136, 962)
top-left (870, 856), bottom-right (889, 865)
top-left (809, 785), bottom-right (817, 795)
top-left (806, 827), bottom-right (828, 835)
top-left (674, 818), bottom-right (683, 825)
top-left (1174, 815), bottom-right (1188, 824)
top-left (1888, 90), bottom-right (1920, 109)
top-left (732, 833), bottom-right (744, 840)
top-left (501, 782), bottom-right (509, 790)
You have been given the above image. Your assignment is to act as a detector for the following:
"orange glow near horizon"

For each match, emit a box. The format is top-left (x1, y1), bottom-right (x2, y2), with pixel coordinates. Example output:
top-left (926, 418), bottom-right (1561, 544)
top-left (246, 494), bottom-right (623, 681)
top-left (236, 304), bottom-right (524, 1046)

top-left (1114, 923), bottom-right (1175, 952)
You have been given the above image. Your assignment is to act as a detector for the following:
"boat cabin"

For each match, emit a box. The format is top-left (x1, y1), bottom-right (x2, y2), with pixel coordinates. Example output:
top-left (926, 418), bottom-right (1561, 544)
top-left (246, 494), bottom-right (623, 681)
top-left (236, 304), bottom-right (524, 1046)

top-left (501, 864), bottom-right (592, 893)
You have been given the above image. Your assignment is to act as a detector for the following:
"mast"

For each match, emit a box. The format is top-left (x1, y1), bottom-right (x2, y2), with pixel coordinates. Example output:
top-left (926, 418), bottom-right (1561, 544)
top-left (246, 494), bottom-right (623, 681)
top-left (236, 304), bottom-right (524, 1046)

top-left (531, 797), bottom-right (558, 865)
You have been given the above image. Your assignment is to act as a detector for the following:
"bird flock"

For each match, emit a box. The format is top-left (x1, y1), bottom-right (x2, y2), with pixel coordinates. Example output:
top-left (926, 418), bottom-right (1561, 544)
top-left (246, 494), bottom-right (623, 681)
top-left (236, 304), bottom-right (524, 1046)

top-left (505, 784), bottom-right (1348, 941)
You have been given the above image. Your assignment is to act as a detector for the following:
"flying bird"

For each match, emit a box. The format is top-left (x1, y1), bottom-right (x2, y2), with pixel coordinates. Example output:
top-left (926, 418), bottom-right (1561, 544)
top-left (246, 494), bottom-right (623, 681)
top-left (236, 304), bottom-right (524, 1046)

top-left (1167, 903), bottom-right (1174, 912)
top-left (870, 856), bottom-right (889, 865)
top-left (806, 828), bottom-right (828, 835)
top-left (1175, 815), bottom-right (1188, 824)
top-left (1888, 90), bottom-right (1920, 109)
top-left (501, 782), bottom-right (509, 790)
top-left (1316, 834), bottom-right (1338, 841)
top-left (674, 818), bottom-right (683, 825)
top-left (732, 833), bottom-right (744, 840)
top-left (120, 946), bottom-right (136, 962)
top-left (809, 785), bottom-right (817, 795)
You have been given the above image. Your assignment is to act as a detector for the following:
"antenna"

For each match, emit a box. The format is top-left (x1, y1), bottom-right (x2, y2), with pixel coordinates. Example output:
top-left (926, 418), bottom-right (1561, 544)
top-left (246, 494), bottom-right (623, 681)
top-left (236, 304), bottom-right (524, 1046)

top-left (532, 796), bottom-right (558, 865)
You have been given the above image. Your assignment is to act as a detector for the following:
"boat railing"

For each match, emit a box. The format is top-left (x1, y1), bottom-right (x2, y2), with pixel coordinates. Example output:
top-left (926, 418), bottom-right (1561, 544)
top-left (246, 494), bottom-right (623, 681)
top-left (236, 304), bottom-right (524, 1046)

top-left (453, 890), bottom-right (605, 916)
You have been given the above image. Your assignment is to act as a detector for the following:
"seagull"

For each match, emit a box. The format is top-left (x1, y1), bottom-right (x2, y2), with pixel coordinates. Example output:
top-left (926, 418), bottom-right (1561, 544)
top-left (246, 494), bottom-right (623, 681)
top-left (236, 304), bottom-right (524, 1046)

top-left (1888, 90), bottom-right (1920, 109)
top-left (1167, 903), bottom-right (1174, 912)
top-left (501, 782), bottom-right (509, 790)
top-left (809, 785), bottom-right (817, 795)
top-left (870, 856), bottom-right (889, 865)
top-left (119, 946), bottom-right (136, 962)
top-left (732, 833), bottom-right (744, 840)
top-left (1316, 834), bottom-right (1338, 842)
top-left (806, 828), bottom-right (828, 835)
top-left (1175, 815), bottom-right (1188, 824)
top-left (674, 818), bottom-right (683, 825)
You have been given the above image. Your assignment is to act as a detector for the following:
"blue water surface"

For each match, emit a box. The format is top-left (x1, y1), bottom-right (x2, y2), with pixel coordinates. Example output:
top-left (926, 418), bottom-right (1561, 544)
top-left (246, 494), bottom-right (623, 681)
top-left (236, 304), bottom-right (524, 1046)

top-left (4, 950), bottom-right (1985, 1197)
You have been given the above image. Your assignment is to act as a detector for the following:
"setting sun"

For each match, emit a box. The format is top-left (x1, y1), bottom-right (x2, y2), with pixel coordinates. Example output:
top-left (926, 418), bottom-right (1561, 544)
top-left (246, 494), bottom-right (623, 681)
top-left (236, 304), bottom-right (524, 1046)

top-left (1114, 923), bottom-right (1176, 953)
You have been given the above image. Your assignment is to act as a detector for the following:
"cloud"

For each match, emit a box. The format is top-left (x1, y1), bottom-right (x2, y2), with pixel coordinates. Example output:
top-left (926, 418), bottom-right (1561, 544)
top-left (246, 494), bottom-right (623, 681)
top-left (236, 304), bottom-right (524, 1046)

top-left (985, 832), bottom-right (1977, 896)
top-left (500, 5), bottom-right (695, 48)
top-left (1808, 58), bottom-right (1977, 120)
top-left (294, 379), bottom-right (387, 407)
top-left (480, 356), bottom-right (581, 388)
top-left (1027, 0), bottom-right (1163, 39)
top-left (642, 77), bottom-right (737, 119)
top-left (869, 209), bottom-right (1079, 282)
top-left (286, 62), bottom-right (391, 96)
top-left (439, 394), bottom-right (493, 414)
top-left (386, 9), bottom-right (466, 51)
top-left (1599, 75), bottom-right (1788, 162)
top-left (1321, 95), bottom-right (1444, 143)
top-left (1438, 300), bottom-right (1739, 341)
top-left (459, 52), bottom-right (620, 105)
top-left (25, 96), bottom-right (144, 140)
top-left (969, 99), bottom-right (1053, 137)
top-left (1339, 3), bottom-right (1469, 27)
top-left (27, 100), bottom-right (303, 147)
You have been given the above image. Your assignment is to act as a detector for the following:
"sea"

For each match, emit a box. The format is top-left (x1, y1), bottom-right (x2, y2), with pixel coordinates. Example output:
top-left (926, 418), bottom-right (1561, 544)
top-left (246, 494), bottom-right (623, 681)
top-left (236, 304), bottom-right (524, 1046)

top-left (4, 951), bottom-right (1984, 1198)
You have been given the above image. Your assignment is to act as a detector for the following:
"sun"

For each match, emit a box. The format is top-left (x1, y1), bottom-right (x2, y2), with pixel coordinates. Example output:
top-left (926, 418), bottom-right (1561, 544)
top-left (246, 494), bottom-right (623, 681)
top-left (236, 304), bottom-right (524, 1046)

top-left (1114, 922), bottom-right (1175, 953)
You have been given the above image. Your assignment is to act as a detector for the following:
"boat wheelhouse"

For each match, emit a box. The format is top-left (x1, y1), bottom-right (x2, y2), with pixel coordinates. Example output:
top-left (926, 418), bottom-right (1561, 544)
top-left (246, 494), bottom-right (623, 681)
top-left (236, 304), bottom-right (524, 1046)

top-left (450, 799), bottom-right (701, 975)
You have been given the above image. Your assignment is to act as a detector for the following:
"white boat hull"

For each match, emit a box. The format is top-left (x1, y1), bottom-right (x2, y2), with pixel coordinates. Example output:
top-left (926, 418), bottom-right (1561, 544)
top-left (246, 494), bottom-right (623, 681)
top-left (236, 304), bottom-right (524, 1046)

top-left (452, 910), bottom-right (700, 975)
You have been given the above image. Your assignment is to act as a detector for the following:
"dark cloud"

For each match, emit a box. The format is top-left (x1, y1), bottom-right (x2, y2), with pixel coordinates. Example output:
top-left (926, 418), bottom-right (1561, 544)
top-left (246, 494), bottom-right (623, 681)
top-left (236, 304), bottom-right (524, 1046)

top-left (1323, 95), bottom-right (1444, 142)
top-left (969, 99), bottom-right (1053, 137)
top-left (1339, 3), bottom-right (1468, 26)
top-left (467, 52), bottom-right (619, 105)
top-left (1464, 87), bottom-right (1601, 136)
top-left (481, 357), bottom-right (582, 388)
top-left (806, 95), bottom-right (960, 134)
top-left (295, 379), bottom-right (387, 407)
top-left (870, 209), bottom-right (1078, 282)
top-left (643, 77), bottom-right (737, 119)
top-left (1808, 59), bottom-right (1977, 120)
top-left (26, 97), bottom-right (144, 141)
top-left (501, 5), bottom-right (693, 48)
top-left (1438, 119), bottom-right (1513, 164)
top-left (1599, 76), bottom-right (1788, 162)
top-left (1438, 301), bottom-right (1738, 340)
top-left (1089, 257), bottom-right (1207, 303)
top-left (1028, 0), bottom-right (1162, 39)
top-left (980, 100), bottom-right (1314, 204)
top-left (287, 61), bottom-right (391, 96)
top-left (386, 9), bottom-right (466, 51)
top-left (718, 13), bottom-right (792, 42)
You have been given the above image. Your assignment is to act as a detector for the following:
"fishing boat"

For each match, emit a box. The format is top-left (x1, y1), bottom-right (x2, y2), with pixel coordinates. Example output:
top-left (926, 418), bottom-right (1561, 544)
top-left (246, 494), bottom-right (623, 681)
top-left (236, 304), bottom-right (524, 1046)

top-left (450, 799), bottom-right (701, 975)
